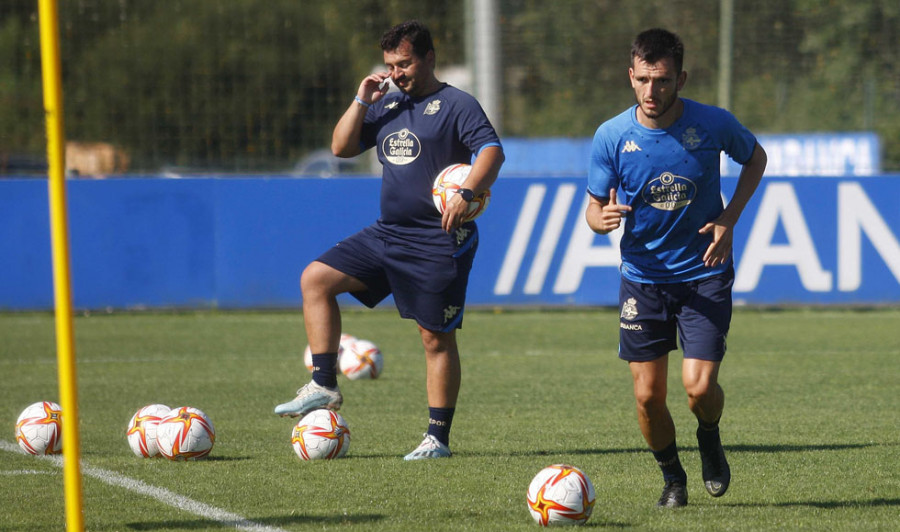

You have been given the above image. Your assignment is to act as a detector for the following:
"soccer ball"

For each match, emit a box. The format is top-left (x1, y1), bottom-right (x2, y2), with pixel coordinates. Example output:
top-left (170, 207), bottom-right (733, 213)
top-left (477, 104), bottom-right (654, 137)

top-left (156, 406), bottom-right (216, 461)
top-left (432, 163), bottom-right (490, 222)
top-left (291, 409), bottom-right (350, 460)
top-left (304, 333), bottom-right (357, 372)
top-left (526, 464), bottom-right (596, 526)
top-left (15, 401), bottom-right (63, 455)
top-left (126, 404), bottom-right (172, 457)
top-left (339, 338), bottom-right (384, 380)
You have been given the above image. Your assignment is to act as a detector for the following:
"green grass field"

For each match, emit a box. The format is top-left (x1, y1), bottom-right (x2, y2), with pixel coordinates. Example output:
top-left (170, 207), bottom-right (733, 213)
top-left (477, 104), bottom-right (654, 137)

top-left (1, 308), bottom-right (898, 531)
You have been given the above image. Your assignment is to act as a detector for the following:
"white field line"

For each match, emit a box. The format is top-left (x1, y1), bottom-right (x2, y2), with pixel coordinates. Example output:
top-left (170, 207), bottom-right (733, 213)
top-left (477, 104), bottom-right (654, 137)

top-left (0, 440), bottom-right (288, 532)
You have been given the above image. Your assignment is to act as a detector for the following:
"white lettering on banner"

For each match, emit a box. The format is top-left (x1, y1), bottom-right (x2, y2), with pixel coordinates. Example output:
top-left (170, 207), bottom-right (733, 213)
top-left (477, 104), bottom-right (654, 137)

top-left (838, 183), bottom-right (900, 291)
top-left (494, 184), bottom-right (547, 295)
top-left (734, 183), bottom-right (833, 292)
top-left (495, 185), bottom-right (623, 296)
top-left (555, 194), bottom-right (622, 294)
top-left (525, 184), bottom-right (577, 294)
top-left (495, 180), bottom-right (899, 301)
top-left (771, 137), bottom-right (875, 176)
top-left (721, 135), bottom-right (878, 177)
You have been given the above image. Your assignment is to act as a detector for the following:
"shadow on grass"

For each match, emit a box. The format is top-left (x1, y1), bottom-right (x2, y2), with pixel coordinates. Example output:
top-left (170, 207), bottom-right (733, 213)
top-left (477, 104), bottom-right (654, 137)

top-left (201, 455), bottom-right (254, 462)
top-left (305, 442), bottom-right (884, 461)
top-left (448, 441), bottom-right (880, 459)
top-left (723, 497), bottom-right (900, 509)
top-left (126, 513), bottom-right (385, 530)
top-left (581, 520), bottom-right (632, 528)
top-left (723, 442), bottom-right (878, 453)
top-left (341, 448), bottom-right (647, 460)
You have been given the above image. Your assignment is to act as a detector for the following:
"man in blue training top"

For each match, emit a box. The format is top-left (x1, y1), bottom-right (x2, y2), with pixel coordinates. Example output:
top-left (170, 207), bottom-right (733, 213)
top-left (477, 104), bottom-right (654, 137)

top-left (586, 28), bottom-right (766, 507)
top-left (275, 20), bottom-right (504, 461)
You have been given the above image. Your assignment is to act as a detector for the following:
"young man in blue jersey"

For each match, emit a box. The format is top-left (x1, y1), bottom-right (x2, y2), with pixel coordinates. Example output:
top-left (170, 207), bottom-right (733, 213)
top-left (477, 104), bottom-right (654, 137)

top-left (274, 20), bottom-right (504, 461)
top-left (586, 29), bottom-right (767, 507)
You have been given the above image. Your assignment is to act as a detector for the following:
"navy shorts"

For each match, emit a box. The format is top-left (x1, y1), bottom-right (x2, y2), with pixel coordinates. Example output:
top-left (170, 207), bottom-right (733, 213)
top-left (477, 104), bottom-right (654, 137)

top-left (617, 268), bottom-right (734, 362)
top-left (316, 223), bottom-right (478, 332)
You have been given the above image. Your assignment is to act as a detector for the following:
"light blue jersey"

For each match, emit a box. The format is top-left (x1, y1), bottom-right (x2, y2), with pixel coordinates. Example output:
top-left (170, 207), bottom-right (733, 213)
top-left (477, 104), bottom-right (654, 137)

top-left (588, 99), bottom-right (757, 283)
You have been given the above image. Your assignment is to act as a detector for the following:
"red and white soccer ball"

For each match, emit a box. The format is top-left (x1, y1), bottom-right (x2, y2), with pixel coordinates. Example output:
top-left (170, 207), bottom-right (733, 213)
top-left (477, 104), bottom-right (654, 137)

top-left (291, 409), bottom-right (351, 460)
top-left (126, 404), bottom-right (172, 458)
top-left (304, 333), bottom-right (357, 372)
top-left (339, 338), bottom-right (384, 380)
top-left (15, 401), bottom-right (63, 455)
top-left (432, 163), bottom-right (490, 222)
top-left (526, 464), bottom-right (596, 526)
top-left (155, 406), bottom-right (216, 461)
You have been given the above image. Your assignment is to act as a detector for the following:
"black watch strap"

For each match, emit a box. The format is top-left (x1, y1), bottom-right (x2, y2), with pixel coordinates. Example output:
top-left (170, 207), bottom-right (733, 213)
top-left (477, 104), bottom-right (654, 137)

top-left (458, 188), bottom-right (475, 202)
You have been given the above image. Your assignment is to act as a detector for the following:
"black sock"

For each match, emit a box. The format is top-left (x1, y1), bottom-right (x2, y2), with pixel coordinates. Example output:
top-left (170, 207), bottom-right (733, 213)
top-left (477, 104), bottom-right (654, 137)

top-left (311, 353), bottom-right (338, 388)
top-left (652, 440), bottom-right (687, 484)
top-left (426, 407), bottom-right (455, 446)
top-left (697, 417), bottom-right (722, 451)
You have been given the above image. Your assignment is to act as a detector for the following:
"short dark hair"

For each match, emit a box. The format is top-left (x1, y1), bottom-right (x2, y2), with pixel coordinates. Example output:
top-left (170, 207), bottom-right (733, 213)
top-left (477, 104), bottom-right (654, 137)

top-left (381, 20), bottom-right (434, 58)
top-left (631, 28), bottom-right (684, 72)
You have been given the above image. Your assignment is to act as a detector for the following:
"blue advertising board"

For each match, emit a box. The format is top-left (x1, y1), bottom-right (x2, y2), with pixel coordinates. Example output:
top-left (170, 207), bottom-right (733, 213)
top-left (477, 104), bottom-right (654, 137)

top-left (1, 174), bottom-right (899, 310)
top-left (500, 133), bottom-right (881, 177)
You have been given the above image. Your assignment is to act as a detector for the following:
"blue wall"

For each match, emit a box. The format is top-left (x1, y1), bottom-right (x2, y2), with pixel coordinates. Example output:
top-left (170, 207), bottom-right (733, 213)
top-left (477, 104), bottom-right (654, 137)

top-left (500, 133), bottom-right (881, 177)
top-left (2, 174), bottom-right (899, 310)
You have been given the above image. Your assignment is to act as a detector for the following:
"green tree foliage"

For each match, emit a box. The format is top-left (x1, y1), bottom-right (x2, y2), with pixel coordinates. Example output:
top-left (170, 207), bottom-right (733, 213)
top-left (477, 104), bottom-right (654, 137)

top-left (1, 0), bottom-right (897, 172)
top-left (501, 0), bottom-right (900, 170)
top-left (500, 0), bottom-right (721, 136)
top-left (0, 9), bottom-right (43, 155)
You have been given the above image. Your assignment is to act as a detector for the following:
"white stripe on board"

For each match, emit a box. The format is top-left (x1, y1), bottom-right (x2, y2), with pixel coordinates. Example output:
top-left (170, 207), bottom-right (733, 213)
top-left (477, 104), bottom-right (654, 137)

top-left (0, 440), bottom-right (288, 532)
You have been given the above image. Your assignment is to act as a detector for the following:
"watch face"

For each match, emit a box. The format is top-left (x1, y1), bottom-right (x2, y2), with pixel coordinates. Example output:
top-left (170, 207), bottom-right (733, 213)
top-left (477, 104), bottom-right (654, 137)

top-left (459, 188), bottom-right (475, 202)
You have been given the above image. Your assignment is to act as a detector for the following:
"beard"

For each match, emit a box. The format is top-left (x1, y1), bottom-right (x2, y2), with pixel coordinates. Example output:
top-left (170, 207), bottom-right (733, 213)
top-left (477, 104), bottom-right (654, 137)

top-left (637, 91), bottom-right (678, 119)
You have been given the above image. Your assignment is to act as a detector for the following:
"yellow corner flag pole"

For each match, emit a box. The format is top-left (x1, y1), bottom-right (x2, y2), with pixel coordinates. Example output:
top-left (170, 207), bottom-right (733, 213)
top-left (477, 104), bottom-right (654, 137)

top-left (38, 1), bottom-right (85, 530)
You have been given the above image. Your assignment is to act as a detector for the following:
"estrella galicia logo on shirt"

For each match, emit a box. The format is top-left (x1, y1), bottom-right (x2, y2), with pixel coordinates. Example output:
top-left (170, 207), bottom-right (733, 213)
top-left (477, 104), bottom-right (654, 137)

top-left (382, 128), bottom-right (421, 165)
top-left (642, 172), bottom-right (697, 211)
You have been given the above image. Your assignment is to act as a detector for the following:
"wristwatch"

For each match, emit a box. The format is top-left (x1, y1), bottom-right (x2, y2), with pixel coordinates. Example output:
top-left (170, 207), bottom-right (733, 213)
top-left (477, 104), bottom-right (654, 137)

top-left (458, 188), bottom-right (475, 202)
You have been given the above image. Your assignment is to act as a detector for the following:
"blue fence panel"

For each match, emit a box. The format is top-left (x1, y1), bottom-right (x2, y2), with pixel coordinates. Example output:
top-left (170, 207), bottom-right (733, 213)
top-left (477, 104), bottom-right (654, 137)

top-left (212, 177), bottom-right (379, 307)
top-left (1, 175), bottom-right (898, 310)
top-left (0, 180), bottom-right (54, 308)
top-left (500, 133), bottom-right (881, 177)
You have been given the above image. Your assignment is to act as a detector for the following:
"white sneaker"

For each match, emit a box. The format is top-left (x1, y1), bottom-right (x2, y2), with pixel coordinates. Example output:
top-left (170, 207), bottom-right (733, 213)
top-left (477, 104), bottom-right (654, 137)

top-left (274, 381), bottom-right (342, 417)
top-left (403, 433), bottom-right (452, 461)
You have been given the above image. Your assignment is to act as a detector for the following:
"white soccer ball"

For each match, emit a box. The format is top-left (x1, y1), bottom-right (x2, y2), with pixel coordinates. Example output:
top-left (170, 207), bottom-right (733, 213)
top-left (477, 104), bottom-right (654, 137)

top-left (15, 401), bottom-right (63, 455)
top-left (304, 333), bottom-right (357, 372)
top-left (339, 338), bottom-right (384, 380)
top-left (526, 464), bottom-right (596, 526)
top-left (126, 404), bottom-right (172, 458)
top-left (156, 406), bottom-right (216, 461)
top-left (291, 409), bottom-right (350, 460)
top-left (432, 163), bottom-right (490, 222)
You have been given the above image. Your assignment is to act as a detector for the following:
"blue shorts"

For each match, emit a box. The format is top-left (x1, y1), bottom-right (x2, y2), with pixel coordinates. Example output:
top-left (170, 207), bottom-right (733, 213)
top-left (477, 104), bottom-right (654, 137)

top-left (316, 222), bottom-right (478, 332)
top-left (617, 268), bottom-right (734, 362)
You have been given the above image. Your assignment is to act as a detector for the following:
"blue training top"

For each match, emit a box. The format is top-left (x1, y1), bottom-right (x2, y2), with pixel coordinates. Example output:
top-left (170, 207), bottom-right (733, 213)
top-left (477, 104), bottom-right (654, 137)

top-left (360, 84), bottom-right (501, 246)
top-left (588, 98), bottom-right (757, 283)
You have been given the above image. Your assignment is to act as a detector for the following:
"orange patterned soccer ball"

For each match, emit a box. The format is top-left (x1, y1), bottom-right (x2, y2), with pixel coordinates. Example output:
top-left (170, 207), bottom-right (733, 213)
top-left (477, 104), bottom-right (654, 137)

top-left (526, 464), bottom-right (596, 526)
top-left (155, 406), bottom-right (216, 461)
top-left (432, 163), bottom-right (490, 222)
top-left (126, 404), bottom-right (172, 458)
top-left (339, 338), bottom-right (384, 380)
top-left (15, 401), bottom-right (63, 455)
top-left (291, 409), bottom-right (350, 460)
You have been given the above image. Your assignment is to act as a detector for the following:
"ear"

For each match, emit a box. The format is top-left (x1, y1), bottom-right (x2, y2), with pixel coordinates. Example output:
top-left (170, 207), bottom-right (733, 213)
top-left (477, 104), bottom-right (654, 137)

top-left (676, 70), bottom-right (687, 90)
top-left (426, 49), bottom-right (436, 69)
